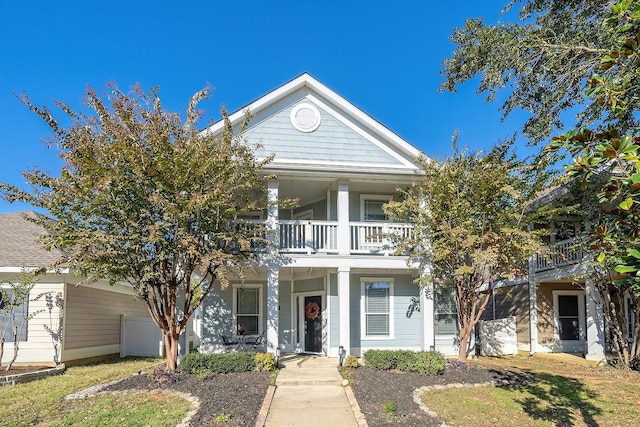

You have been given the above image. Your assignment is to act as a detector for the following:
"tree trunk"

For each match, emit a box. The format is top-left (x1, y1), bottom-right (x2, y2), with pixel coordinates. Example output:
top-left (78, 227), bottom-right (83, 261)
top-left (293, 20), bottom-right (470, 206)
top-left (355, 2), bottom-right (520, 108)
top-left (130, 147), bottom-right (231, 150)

top-left (458, 327), bottom-right (472, 360)
top-left (0, 338), bottom-right (4, 369)
top-left (164, 331), bottom-right (180, 371)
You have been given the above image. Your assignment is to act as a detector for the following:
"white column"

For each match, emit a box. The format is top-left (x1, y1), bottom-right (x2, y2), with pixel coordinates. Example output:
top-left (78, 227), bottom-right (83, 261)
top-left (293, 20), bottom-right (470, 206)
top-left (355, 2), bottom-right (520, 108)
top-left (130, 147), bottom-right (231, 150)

top-left (338, 266), bottom-right (351, 355)
top-left (528, 256), bottom-right (538, 355)
top-left (421, 283), bottom-right (435, 351)
top-left (266, 180), bottom-right (279, 354)
top-left (337, 181), bottom-right (350, 255)
top-left (585, 278), bottom-right (606, 362)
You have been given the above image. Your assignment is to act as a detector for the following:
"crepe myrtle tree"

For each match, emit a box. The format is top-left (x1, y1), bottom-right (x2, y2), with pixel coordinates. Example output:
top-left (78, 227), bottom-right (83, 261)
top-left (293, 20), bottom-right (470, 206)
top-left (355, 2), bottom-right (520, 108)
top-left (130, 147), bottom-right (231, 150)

top-left (384, 139), bottom-right (555, 360)
top-left (0, 83), bottom-right (276, 371)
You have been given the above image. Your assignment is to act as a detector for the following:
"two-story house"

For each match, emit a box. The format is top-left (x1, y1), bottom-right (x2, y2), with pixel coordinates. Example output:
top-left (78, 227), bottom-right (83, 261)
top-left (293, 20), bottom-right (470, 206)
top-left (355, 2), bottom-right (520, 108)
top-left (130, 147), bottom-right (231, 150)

top-left (482, 226), bottom-right (609, 362)
top-left (197, 73), bottom-right (461, 358)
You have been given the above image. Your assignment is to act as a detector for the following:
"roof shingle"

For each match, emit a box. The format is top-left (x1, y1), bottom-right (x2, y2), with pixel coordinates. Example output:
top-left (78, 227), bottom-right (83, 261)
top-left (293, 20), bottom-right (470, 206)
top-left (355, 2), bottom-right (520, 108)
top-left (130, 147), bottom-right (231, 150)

top-left (0, 211), bottom-right (64, 268)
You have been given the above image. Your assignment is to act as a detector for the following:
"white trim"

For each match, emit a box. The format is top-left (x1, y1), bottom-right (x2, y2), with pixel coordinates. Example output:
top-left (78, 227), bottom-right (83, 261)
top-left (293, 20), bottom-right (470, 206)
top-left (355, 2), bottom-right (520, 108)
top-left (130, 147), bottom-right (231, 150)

top-left (360, 194), bottom-right (393, 222)
top-left (360, 277), bottom-right (395, 340)
top-left (202, 73), bottom-right (424, 164)
top-left (305, 94), bottom-right (418, 168)
top-left (290, 102), bottom-right (321, 133)
top-left (232, 284), bottom-right (264, 336)
top-left (293, 290), bottom-right (326, 354)
top-left (552, 290), bottom-right (586, 348)
top-left (0, 267), bottom-right (70, 274)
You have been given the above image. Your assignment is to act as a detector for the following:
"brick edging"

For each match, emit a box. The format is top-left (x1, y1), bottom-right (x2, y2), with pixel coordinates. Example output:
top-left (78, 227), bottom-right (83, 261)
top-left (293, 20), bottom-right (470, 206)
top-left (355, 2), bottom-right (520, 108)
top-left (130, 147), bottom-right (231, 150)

top-left (0, 364), bottom-right (66, 386)
top-left (255, 384), bottom-right (277, 427)
top-left (344, 384), bottom-right (368, 427)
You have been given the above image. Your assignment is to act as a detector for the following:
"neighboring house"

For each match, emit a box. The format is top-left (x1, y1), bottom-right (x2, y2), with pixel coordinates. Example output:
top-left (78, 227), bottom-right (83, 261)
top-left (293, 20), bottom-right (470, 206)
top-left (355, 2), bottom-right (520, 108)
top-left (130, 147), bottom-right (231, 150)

top-left (0, 211), bottom-right (155, 366)
top-left (481, 233), bottom-right (609, 362)
top-left (199, 73), bottom-right (464, 358)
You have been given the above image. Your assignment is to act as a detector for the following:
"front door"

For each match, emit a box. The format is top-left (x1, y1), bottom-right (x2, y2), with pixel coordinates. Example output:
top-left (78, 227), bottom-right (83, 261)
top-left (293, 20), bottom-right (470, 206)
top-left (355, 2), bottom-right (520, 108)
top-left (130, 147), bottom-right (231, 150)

top-left (304, 295), bottom-right (322, 353)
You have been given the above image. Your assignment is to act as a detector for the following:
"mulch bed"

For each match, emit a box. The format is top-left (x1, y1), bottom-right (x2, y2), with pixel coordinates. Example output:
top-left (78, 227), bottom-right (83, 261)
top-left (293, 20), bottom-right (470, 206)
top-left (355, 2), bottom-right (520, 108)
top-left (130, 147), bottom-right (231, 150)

top-left (102, 362), bottom-right (521, 427)
top-left (347, 363), bottom-right (523, 427)
top-left (105, 369), bottom-right (272, 426)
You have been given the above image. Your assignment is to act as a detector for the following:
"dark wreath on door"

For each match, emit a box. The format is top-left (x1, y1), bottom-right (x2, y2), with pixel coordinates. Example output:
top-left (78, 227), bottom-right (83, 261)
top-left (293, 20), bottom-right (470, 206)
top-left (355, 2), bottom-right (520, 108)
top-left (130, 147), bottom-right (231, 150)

top-left (304, 295), bottom-right (322, 353)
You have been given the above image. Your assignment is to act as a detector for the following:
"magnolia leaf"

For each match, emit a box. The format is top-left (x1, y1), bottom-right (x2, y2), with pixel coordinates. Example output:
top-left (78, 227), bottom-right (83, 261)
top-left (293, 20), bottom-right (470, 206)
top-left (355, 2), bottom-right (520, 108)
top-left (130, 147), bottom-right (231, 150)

top-left (614, 265), bottom-right (636, 273)
top-left (627, 248), bottom-right (640, 259)
top-left (619, 197), bottom-right (633, 210)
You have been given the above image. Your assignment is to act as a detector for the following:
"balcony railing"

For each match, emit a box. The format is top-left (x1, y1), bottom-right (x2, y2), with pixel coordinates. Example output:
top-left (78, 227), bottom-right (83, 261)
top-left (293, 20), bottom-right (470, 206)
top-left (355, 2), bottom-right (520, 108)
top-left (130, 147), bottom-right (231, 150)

top-left (276, 220), bottom-right (412, 255)
top-left (534, 238), bottom-right (583, 272)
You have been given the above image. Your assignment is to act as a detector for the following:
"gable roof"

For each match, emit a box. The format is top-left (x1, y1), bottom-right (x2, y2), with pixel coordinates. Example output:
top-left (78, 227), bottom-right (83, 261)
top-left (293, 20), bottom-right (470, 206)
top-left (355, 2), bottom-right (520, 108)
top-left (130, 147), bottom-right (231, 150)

top-left (0, 211), bottom-right (63, 269)
top-left (203, 73), bottom-right (425, 176)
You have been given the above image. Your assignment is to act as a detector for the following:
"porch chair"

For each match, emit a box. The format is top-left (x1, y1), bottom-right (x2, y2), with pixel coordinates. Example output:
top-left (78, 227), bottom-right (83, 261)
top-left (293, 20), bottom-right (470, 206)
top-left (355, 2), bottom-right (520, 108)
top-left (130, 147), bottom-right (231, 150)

top-left (220, 334), bottom-right (240, 351)
top-left (244, 330), bottom-right (266, 350)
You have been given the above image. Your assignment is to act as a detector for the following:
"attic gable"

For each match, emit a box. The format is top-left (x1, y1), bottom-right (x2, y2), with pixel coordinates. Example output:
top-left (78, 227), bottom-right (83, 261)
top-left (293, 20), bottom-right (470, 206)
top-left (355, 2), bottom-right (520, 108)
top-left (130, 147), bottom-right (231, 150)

top-left (204, 73), bottom-right (423, 174)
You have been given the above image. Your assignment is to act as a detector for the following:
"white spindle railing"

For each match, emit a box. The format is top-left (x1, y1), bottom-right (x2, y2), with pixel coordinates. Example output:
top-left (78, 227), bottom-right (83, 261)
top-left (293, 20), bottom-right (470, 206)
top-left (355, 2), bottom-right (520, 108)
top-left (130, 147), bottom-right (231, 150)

top-left (349, 222), bottom-right (413, 255)
top-left (534, 238), bottom-right (583, 272)
top-left (246, 220), bottom-right (413, 255)
top-left (278, 220), bottom-right (338, 254)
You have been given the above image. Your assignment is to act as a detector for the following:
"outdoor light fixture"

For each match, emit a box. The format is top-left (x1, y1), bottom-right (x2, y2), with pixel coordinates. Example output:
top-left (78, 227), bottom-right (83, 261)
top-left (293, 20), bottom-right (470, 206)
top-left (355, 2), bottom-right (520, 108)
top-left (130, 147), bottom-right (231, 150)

top-left (338, 345), bottom-right (345, 366)
top-left (275, 348), bottom-right (281, 368)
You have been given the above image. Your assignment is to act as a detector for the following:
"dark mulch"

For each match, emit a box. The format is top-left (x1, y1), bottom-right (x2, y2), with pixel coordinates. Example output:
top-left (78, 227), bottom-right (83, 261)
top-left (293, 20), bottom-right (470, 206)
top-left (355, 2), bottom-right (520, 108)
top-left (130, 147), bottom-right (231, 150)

top-left (347, 362), bottom-right (524, 427)
top-left (101, 362), bottom-right (524, 427)
top-left (104, 369), bottom-right (272, 426)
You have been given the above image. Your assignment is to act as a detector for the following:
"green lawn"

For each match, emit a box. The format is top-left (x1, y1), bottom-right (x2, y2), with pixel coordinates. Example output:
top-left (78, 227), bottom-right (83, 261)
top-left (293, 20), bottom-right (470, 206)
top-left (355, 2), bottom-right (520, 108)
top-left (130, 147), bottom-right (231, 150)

top-left (0, 358), bottom-right (191, 427)
top-left (425, 355), bottom-right (640, 427)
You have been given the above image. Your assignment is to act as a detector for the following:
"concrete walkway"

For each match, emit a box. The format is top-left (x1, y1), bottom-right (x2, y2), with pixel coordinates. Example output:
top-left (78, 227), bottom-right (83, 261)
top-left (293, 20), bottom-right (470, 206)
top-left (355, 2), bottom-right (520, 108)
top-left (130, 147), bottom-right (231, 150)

top-left (262, 354), bottom-right (365, 426)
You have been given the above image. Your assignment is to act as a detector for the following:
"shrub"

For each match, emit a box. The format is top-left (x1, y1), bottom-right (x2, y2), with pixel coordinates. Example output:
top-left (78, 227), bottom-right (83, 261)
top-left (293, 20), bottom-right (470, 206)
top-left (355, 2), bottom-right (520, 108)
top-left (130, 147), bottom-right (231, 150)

top-left (363, 350), bottom-right (397, 370)
top-left (410, 351), bottom-right (446, 375)
top-left (363, 350), bottom-right (445, 375)
top-left (343, 354), bottom-right (359, 368)
top-left (179, 352), bottom-right (257, 375)
top-left (254, 352), bottom-right (276, 371)
top-left (179, 352), bottom-right (210, 374)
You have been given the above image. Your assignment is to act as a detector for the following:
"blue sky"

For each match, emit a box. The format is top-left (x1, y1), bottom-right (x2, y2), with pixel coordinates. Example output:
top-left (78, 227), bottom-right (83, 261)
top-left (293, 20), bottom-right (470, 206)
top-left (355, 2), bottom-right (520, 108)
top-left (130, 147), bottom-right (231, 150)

top-left (0, 0), bottom-right (532, 213)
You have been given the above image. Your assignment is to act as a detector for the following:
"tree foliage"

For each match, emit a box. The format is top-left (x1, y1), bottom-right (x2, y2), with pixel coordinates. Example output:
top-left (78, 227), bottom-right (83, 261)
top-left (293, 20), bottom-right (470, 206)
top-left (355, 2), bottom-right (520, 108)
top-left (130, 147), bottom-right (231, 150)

top-left (385, 140), bottom-right (554, 360)
top-left (441, 0), bottom-right (639, 143)
top-left (546, 0), bottom-right (640, 368)
top-left (0, 84), bottom-right (273, 370)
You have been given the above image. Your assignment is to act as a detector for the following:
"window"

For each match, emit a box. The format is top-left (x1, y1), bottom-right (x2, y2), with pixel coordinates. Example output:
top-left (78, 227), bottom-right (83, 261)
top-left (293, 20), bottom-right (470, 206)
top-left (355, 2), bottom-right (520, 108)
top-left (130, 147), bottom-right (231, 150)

top-left (557, 295), bottom-right (580, 340)
top-left (360, 195), bottom-right (392, 222)
top-left (0, 290), bottom-right (28, 342)
top-left (434, 283), bottom-right (458, 336)
top-left (627, 296), bottom-right (635, 344)
top-left (553, 290), bottom-right (585, 341)
top-left (361, 279), bottom-right (394, 338)
top-left (233, 285), bottom-right (262, 335)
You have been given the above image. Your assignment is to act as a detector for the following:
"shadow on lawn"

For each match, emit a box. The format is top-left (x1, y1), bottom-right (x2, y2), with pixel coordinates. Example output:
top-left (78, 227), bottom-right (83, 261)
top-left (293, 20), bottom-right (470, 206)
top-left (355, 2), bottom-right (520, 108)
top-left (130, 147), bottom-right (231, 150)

top-left (497, 370), bottom-right (602, 427)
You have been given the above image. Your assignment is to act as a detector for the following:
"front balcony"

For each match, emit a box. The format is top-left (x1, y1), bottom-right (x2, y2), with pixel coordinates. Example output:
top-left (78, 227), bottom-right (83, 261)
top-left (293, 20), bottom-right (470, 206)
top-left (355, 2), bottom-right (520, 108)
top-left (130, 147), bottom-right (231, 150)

top-left (534, 238), bottom-right (583, 273)
top-left (277, 220), bottom-right (413, 255)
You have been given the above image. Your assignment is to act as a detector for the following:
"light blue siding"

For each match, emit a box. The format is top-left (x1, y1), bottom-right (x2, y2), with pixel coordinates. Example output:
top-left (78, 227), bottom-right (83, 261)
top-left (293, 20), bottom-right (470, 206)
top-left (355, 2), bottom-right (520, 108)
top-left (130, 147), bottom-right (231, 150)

top-left (201, 283), bottom-right (234, 347)
top-left (278, 281), bottom-right (292, 347)
top-left (244, 99), bottom-right (404, 166)
top-left (350, 274), bottom-right (421, 352)
top-left (329, 274), bottom-right (339, 354)
top-left (293, 277), bottom-right (324, 293)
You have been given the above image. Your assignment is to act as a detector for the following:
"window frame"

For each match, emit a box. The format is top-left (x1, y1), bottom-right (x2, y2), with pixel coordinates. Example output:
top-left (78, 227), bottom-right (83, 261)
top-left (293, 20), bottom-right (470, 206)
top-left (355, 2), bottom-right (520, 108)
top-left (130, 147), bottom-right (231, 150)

top-left (0, 285), bottom-right (29, 342)
top-left (232, 284), bottom-right (263, 336)
top-left (360, 195), bottom-right (393, 222)
top-left (552, 290), bottom-right (586, 342)
top-left (360, 278), bottom-right (394, 340)
top-left (434, 282), bottom-right (459, 338)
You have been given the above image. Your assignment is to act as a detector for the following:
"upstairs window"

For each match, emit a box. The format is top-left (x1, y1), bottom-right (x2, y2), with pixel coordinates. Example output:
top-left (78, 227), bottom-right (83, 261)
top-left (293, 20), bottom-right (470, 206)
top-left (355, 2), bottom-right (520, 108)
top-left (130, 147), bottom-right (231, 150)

top-left (360, 195), bottom-right (392, 222)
